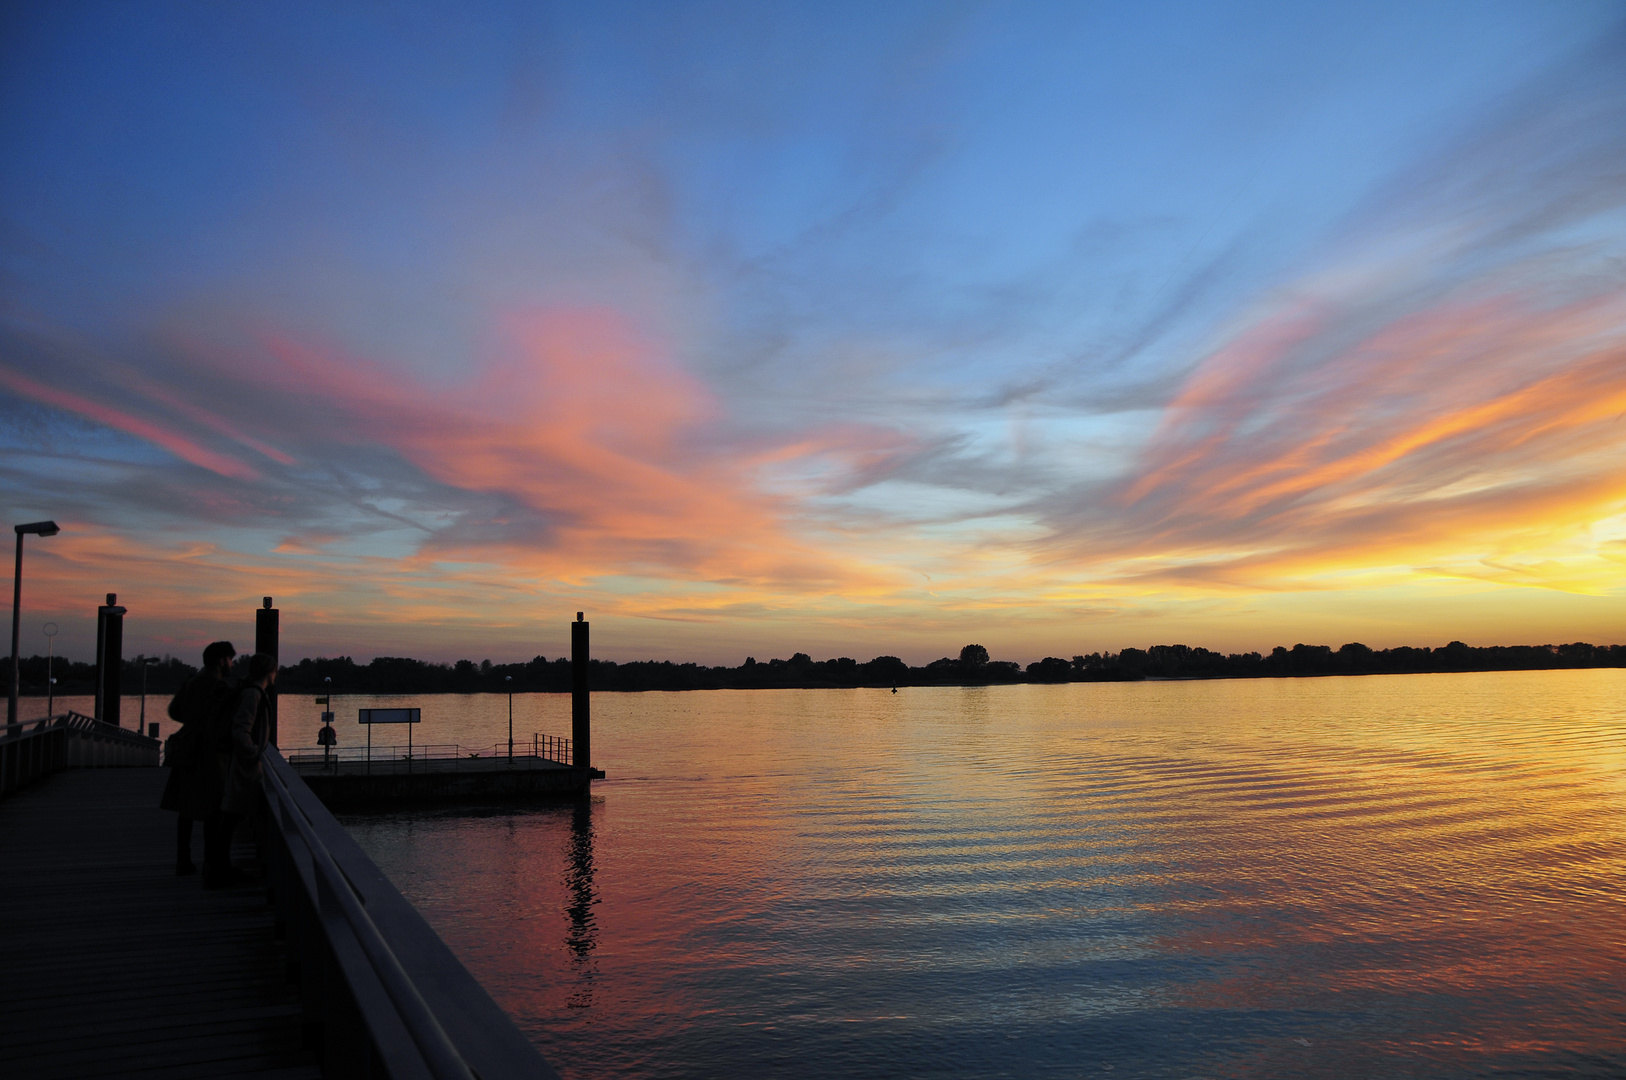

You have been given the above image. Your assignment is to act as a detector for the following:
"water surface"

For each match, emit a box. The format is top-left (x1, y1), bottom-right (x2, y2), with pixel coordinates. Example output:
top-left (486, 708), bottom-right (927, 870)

top-left (306, 672), bottom-right (1622, 1076)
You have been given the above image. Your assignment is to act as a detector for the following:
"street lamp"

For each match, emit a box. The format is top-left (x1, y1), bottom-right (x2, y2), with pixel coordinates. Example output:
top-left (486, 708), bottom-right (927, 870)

top-left (139, 655), bottom-right (162, 737)
top-left (10, 520), bottom-right (59, 727)
top-left (43, 622), bottom-right (58, 717)
top-left (320, 676), bottom-right (336, 770)
top-left (506, 675), bottom-right (513, 763)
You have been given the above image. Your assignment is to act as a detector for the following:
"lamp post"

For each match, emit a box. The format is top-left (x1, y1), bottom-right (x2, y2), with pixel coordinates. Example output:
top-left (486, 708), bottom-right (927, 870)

top-left (139, 655), bottom-right (161, 737)
top-left (10, 520), bottom-right (59, 727)
top-left (321, 677), bottom-right (335, 770)
top-left (43, 622), bottom-right (57, 717)
top-left (505, 675), bottom-right (513, 763)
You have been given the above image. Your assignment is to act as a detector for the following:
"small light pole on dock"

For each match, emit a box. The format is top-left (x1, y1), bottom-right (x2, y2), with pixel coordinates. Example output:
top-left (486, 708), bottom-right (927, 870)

top-left (139, 655), bottom-right (160, 736)
top-left (43, 622), bottom-right (57, 717)
top-left (319, 677), bottom-right (336, 770)
top-left (9, 520), bottom-right (59, 728)
top-left (505, 675), bottom-right (513, 763)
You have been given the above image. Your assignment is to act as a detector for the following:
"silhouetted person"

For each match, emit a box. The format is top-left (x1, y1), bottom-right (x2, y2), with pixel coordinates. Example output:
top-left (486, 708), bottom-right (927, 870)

top-left (159, 641), bottom-right (236, 875)
top-left (203, 652), bottom-right (275, 889)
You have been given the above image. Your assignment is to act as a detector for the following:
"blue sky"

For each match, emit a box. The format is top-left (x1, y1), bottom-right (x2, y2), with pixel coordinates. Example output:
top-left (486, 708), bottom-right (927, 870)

top-left (2, 2), bottom-right (1623, 664)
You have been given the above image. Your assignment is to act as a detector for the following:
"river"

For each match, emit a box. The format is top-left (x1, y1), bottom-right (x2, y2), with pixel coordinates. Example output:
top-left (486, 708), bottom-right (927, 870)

top-left (79, 668), bottom-right (1626, 1077)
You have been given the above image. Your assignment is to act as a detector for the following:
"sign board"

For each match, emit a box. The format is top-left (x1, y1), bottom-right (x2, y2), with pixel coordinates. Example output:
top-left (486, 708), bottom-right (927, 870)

top-left (320, 711), bottom-right (334, 723)
top-left (317, 726), bottom-right (337, 746)
top-left (358, 708), bottom-right (420, 725)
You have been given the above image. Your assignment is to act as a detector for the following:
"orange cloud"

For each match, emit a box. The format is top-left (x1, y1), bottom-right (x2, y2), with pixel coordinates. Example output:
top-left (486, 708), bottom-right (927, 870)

top-left (245, 310), bottom-right (898, 595)
top-left (1070, 287), bottom-right (1626, 591)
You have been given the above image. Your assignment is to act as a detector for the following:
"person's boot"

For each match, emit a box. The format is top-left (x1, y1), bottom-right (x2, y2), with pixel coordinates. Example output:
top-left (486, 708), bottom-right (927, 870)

top-left (202, 813), bottom-right (250, 888)
top-left (176, 816), bottom-right (197, 875)
top-left (203, 864), bottom-right (246, 888)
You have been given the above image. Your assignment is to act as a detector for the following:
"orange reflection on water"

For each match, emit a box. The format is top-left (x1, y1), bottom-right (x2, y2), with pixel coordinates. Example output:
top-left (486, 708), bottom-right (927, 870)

top-left (341, 671), bottom-right (1626, 1079)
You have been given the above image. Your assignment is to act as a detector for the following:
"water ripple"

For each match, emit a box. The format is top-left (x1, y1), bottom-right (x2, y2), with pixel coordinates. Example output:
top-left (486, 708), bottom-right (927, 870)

top-left (340, 670), bottom-right (1626, 1079)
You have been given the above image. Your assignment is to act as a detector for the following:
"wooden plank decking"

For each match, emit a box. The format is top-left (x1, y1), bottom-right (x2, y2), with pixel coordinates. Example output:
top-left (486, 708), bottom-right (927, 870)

top-left (0, 768), bottom-right (320, 1080)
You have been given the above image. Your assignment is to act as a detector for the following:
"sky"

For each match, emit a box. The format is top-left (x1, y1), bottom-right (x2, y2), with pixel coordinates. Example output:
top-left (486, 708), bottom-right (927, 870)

top-left (2, 1), bottom-right (1624, 666)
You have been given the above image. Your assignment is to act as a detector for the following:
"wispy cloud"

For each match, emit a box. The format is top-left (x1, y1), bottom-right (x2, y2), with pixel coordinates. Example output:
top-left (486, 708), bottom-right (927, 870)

top-left (3, 7), bottom-right (1623, 661)
top-left (1036, 37), bottom-right (1626, 592)
top-left (0, 366), bottom-right (261, 480)
top-left (2, 309), bottom-right (907, 604)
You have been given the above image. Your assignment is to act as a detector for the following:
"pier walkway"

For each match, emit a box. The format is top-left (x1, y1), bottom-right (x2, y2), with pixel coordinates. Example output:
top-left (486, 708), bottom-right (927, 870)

top-left (0, 768), bottom-right (317, 1079)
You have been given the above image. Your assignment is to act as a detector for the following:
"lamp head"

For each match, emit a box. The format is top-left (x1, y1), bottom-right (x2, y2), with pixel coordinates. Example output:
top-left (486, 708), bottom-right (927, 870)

top-left (15, 520), bottom-right (59, 537)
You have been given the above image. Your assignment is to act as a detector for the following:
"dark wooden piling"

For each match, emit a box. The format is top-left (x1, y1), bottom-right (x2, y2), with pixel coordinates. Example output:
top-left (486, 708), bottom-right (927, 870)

top-left (94, 593), bottom-right (126, 727)
top-left (257, 596), bottom-right (280, 746)
top-left (571, 612), bottom-right (590, 771)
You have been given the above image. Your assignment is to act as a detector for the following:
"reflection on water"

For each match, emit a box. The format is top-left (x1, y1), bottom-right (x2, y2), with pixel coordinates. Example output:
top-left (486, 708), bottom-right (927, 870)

top-left (338, 670), bottom-right (1626, 1079)
top-left (564, 799), bottom-right (599, 1010)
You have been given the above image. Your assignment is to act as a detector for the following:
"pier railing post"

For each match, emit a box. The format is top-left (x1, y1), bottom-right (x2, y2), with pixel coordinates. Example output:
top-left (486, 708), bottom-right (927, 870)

top-left (571, 613), bottom-right (590, 771)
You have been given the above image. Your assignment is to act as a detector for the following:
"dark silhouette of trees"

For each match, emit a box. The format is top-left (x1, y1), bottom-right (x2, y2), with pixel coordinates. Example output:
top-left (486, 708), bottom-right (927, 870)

top-left (9, 637), bottom-right (1622, 700)
top-left (959, 644), bottom-right (989, 668)
top-left (4, 654), bottom-right (195, 696)
top-left (1026, 657), bottom-right (1073, 682)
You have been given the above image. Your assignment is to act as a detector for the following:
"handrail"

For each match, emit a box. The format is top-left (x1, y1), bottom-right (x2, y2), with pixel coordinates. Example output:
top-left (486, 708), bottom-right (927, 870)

top-left (262, 749), bottom-right (475, 1080)
top-left (2, 711), bottom-right (160, 799)
top-left (2, 710), bottom-right (160, 746)
top-left (259, 748), bottom-right (561, 1079)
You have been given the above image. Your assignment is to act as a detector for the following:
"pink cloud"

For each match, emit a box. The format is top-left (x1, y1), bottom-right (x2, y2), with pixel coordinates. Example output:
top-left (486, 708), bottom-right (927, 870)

top-left (243, 310), bottom-right (896, 592)
top-left (0, 367), bottom-right (261, 480)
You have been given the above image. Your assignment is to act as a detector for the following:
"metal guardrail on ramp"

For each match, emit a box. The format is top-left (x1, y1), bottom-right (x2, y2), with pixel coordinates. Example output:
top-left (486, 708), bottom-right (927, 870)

top-left (259, 747), bottom-right (563, 1080)
top-left (0, 711), bottom-right (161, 799)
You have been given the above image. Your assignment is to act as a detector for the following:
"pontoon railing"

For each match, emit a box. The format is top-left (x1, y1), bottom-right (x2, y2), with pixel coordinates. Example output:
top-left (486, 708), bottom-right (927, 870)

top-left (285, 733), bottom-right (572, 770)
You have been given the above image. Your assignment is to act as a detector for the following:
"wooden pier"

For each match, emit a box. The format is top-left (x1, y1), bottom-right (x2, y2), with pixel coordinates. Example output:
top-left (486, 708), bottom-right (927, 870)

top-left (0, 744), bottom-right (564, 1078)
top-left (1, 604), bottom-right (599, 1076)
top-left (0, 768), bottom-right (316, 1079)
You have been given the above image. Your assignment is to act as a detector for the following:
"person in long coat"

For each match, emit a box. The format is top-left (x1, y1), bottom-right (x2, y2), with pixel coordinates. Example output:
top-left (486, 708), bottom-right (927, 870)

top-left (159, 640), bottom-right (236, 875)
top-left (204, 651), bottom-right (275, 889)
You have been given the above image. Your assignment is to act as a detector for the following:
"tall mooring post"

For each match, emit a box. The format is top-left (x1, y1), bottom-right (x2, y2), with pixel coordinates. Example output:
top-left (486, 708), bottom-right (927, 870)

top-left (572, 611), bottom-right (590, 770)
top-left (95, 593), bottom-right (126, 727)
top-left (256, 596), bottom-right (279, 746)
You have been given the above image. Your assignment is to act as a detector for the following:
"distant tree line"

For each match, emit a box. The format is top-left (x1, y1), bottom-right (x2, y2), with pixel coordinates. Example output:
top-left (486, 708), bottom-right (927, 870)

top-left (8, 654), bottom-right (195, 697)
top-left (1049, 640), bottom-right (1626, 681)
top-left (9, 639), bottom-right (1623, 699)
top-left (273, 639), bottom-right (1626, 692)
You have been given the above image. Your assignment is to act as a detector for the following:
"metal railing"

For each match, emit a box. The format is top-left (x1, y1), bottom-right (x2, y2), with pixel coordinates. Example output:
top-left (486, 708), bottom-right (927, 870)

top-left (1, 710), bottom-right (161, 799)
top-left (285, 733), bottom-right (573, 772)
top-left (259, 748), bottom-right (562, 1079)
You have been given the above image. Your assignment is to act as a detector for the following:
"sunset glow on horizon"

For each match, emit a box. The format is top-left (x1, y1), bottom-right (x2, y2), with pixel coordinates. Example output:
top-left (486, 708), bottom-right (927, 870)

top-left (3, 3), bottom-right (1624, 666)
